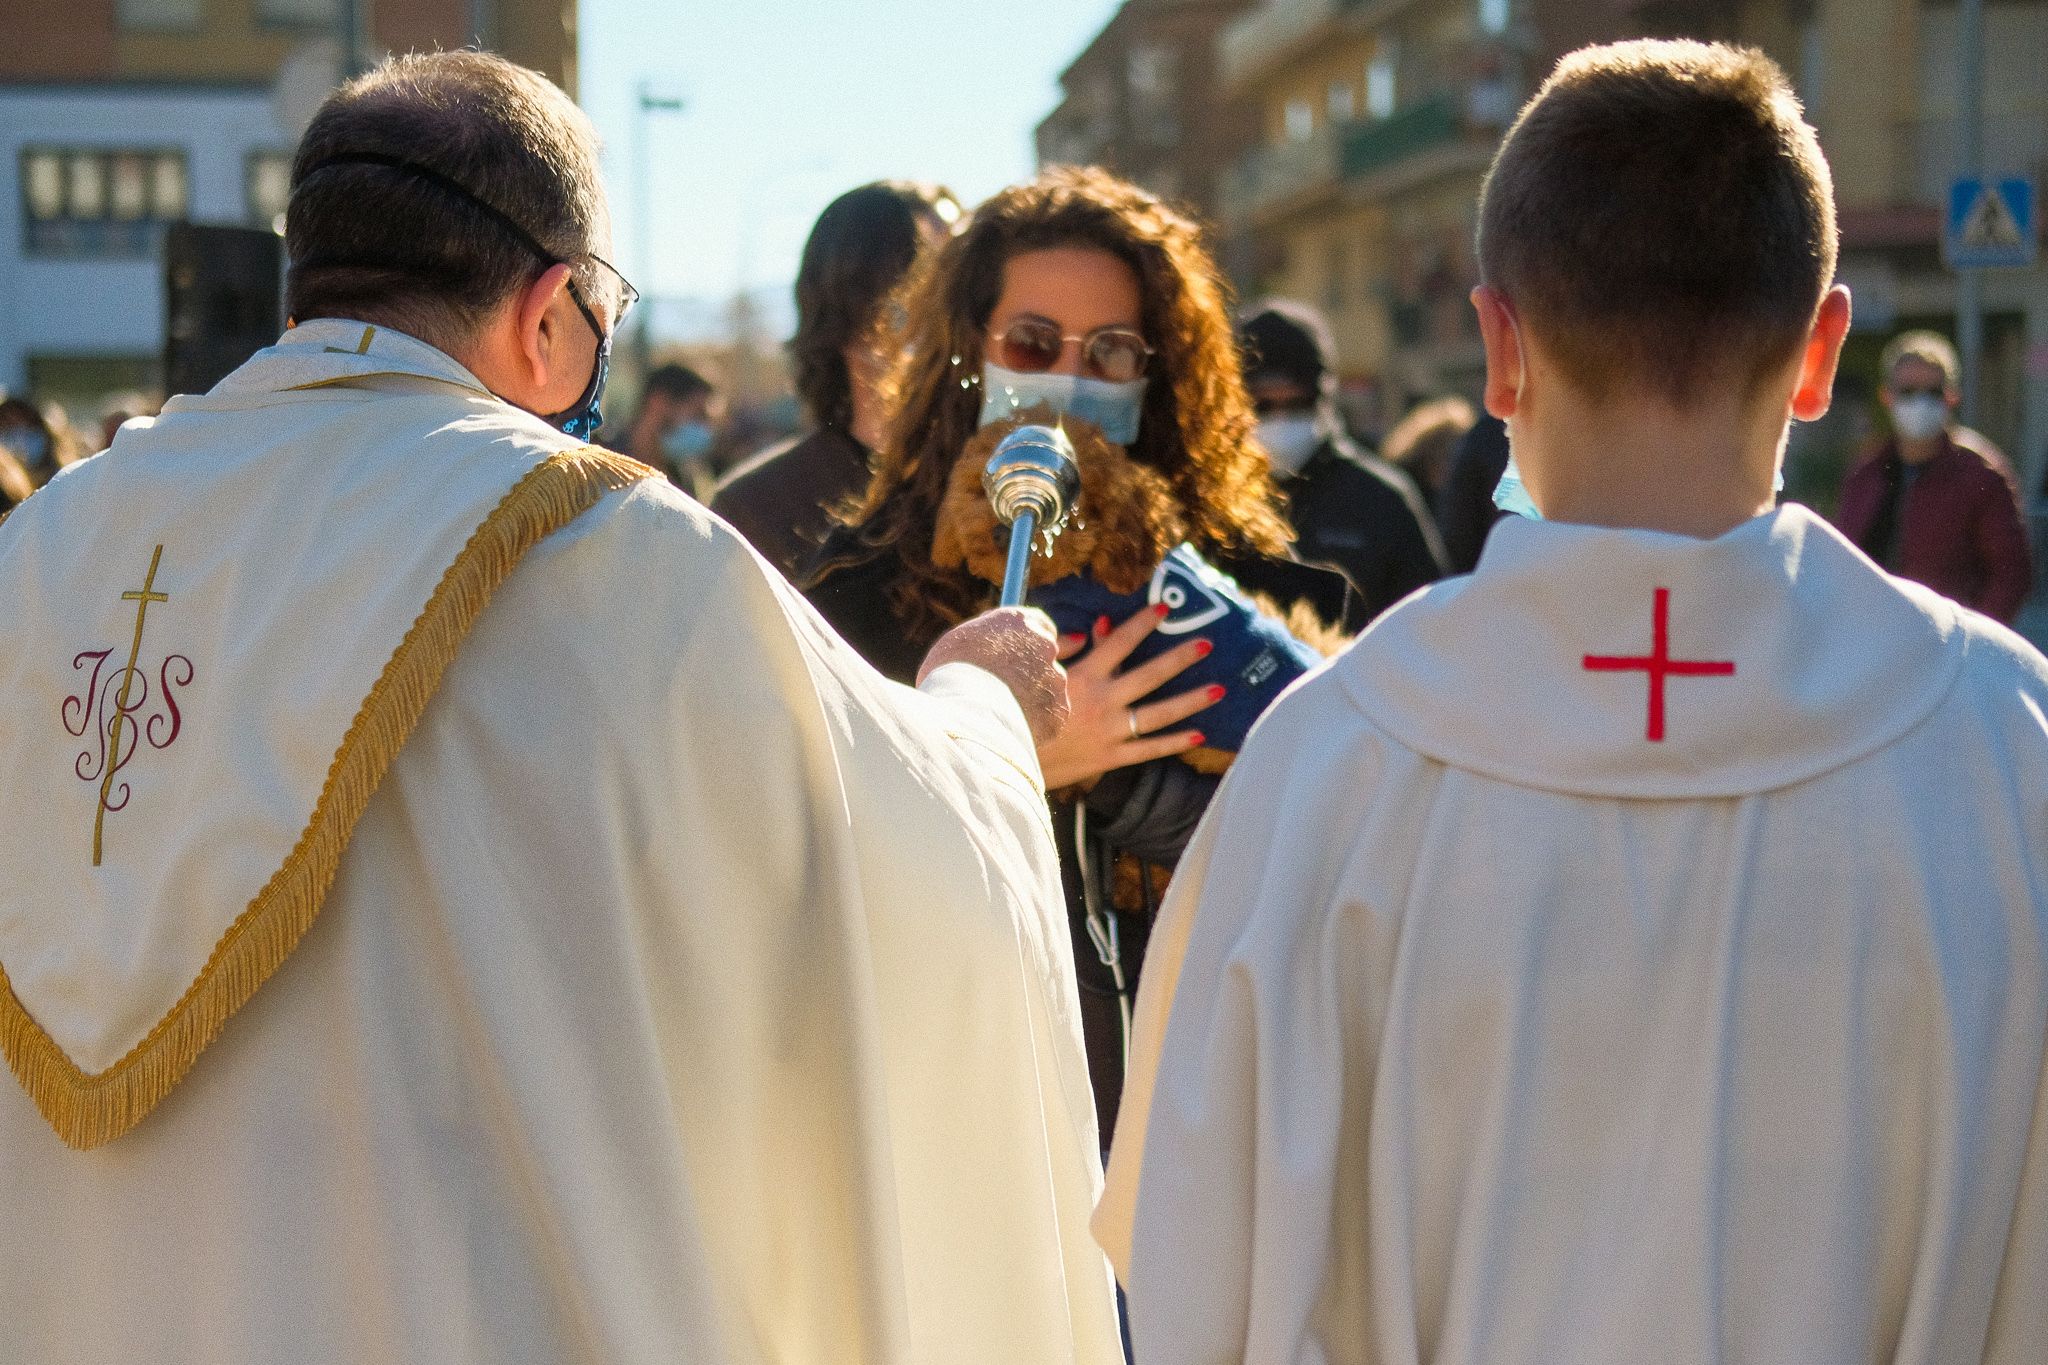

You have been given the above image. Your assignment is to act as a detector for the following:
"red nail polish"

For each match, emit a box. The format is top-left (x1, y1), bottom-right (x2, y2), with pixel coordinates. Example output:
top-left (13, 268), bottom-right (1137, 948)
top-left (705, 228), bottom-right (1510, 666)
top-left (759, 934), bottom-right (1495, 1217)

top-left (1153, 602), bottom-right (1171, 618)
top-left (1207, 684), bottom-right (1226, 701)
top-left (1188, 731), bottom-right (1206, 747)
top-left (1195, 639), bottom-right (1214, 658)
top-left (1094, 615), bottom-right (1111, 635)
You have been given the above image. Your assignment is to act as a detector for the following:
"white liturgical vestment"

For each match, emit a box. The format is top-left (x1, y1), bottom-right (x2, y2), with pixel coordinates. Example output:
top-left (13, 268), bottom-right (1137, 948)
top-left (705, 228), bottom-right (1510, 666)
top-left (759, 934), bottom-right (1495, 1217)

top-left (1099, 506), bottom-right (2047, 1365)
top-left (0, 319), bottom-right (1118, 1364)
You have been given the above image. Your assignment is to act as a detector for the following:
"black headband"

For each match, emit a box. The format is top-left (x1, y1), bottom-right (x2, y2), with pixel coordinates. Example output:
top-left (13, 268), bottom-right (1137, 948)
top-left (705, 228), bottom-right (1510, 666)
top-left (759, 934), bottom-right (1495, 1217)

top-left (298, 151), bottom-right (565, 267)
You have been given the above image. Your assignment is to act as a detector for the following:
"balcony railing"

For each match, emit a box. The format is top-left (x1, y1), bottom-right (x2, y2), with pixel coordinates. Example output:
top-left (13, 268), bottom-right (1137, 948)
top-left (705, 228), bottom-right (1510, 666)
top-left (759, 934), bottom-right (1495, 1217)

top-left (1221, 91), bottom-right (1480, 229)
top-left (1342, 91), bottom-right (1464, 179)
top-left (1219, 0), bottom-right (1348, 94)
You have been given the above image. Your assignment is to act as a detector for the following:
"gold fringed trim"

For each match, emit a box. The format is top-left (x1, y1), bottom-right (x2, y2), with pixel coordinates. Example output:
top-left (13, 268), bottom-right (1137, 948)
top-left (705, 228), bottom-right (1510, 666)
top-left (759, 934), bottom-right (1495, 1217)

top-left (0, 446), bottom-right (658, 1150)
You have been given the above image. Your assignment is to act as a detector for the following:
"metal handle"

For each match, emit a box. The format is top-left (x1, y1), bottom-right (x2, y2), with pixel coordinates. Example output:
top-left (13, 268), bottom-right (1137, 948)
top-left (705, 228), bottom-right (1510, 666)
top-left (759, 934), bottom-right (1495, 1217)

top-left (983, 424), bottom-right (1081, 607)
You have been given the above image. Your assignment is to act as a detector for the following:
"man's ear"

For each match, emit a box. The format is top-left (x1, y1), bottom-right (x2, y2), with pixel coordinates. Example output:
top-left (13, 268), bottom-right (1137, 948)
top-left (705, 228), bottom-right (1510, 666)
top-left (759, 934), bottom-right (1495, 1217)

top-left (1790, 284), bottom-right (1852, 422)
top-left (512, 263), bottom-right (576, 391)
top-left (1471, 285), bottom-right (1523, 419)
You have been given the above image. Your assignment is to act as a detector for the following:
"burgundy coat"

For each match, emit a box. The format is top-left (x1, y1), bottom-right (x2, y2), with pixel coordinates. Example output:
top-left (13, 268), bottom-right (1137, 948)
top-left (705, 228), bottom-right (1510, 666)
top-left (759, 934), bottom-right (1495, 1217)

top-left (1833, 429), bottom-right (2033, 624)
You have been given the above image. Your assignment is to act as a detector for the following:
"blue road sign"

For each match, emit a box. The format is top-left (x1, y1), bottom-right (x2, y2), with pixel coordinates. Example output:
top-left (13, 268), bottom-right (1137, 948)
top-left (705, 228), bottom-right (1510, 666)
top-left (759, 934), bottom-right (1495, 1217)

top-left (1945, 177), bottom-right (2037, 270)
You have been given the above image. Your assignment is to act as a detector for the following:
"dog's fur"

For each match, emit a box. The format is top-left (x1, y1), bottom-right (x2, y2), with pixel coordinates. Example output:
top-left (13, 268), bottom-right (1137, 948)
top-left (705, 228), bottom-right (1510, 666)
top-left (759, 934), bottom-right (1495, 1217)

top-left (931, 406), bottom-right (1187, 595)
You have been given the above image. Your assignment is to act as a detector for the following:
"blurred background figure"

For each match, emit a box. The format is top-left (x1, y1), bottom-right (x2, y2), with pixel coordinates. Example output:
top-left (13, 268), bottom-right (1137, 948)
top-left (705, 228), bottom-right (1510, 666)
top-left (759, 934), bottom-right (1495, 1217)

top-left (1834, 329), bottom-right (2032, 624)
top-left (0, 441), bottom-right (33, 513)
top-left (713, 180), bottom-right (960, 578)
top-left (1381, 394), bottom-right (1475, 511)
top-left (622, 362), bottom-right (720, 497)
top-left (1236, 299), bottom-right (1446, 624)
top-left (0, 397), bottom-right (69, 489)
top-left (96, 392), bottom-right (160, 453)
top-left (1437, 412), bottom-right (1511, 575)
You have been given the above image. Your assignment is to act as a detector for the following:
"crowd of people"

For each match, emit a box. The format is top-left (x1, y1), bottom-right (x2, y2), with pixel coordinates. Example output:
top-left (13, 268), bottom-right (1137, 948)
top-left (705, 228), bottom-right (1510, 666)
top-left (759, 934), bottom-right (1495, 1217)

top-left (0, 35), bottom-right (2043, 1365)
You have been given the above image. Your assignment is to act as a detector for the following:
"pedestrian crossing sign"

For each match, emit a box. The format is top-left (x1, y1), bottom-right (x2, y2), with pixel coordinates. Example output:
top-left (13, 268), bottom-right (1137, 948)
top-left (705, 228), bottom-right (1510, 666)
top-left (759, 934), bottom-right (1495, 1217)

top-left (1945, 178), bottom-right (2037, 270)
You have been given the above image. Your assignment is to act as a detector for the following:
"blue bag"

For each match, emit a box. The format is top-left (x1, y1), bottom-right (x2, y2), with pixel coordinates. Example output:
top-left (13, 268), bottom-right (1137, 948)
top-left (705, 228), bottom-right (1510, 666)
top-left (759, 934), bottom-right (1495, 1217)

top-left (1029, 544), bottom-right (1320, 752)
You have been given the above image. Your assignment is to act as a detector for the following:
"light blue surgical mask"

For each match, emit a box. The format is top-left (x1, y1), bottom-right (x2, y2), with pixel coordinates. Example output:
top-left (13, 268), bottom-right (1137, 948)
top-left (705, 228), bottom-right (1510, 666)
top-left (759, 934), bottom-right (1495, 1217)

top-left (978, 361), bottom-right (1147, 446)
top-left (1, 427), bottom-right (49, 468)
top-left (662, 419), bottom-right (715, 464)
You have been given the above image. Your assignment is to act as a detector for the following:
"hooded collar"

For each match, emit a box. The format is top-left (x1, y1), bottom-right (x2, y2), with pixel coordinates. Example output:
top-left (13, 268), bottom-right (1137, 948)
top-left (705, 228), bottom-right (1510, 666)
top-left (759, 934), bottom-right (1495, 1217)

top-left (1338, 504), bottom-right (1965, 798)
top-left (172, 317), bottom-right (498, 408)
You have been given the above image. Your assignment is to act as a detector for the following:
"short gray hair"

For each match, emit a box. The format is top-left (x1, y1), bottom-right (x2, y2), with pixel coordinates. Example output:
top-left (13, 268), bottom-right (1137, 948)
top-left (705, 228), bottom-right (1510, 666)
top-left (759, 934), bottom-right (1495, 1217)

top-left (285, 51), bottom-right (610, 348)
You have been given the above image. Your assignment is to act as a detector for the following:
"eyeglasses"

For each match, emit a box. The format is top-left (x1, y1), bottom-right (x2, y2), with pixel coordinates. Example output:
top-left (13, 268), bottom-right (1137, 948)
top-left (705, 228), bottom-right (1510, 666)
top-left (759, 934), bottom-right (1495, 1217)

top-left (563, 253), bottom-right (639, 347)
top-left (989, 315), bottom-right (1154, 384)
top-left (301, 150), bottom-right (640, 335)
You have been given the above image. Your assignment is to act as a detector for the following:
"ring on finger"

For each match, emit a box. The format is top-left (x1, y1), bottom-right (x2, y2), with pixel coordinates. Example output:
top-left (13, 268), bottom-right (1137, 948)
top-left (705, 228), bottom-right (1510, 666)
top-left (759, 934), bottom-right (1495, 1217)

top-left (1127, 709), bottom-right (1142, 740)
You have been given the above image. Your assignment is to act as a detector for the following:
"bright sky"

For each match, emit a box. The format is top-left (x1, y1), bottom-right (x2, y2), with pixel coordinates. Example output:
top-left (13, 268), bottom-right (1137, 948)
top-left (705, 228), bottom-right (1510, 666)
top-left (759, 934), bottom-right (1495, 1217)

top-left (578, 0), bottom-right (1123, 342)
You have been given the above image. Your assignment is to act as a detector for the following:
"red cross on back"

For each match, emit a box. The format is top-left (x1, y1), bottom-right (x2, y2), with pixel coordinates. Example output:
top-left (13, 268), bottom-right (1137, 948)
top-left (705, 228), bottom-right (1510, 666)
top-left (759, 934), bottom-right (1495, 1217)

top-left (1582, 587), bottom-right (1736, 742)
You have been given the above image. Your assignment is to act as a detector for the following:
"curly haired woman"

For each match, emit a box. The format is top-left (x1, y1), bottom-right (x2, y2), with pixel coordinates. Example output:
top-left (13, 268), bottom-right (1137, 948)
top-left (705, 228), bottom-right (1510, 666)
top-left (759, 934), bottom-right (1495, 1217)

top-left (803, 166), bottom-right (1352, 1140)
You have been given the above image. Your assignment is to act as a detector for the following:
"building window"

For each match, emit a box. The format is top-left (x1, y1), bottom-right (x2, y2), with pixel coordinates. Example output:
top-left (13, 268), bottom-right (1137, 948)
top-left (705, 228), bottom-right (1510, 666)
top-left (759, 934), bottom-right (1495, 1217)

top-left (1478, 0), bottom-right (1512, 36)
top-left (1367, 40), bottom-right (1400, 120)
top-left (1328, 81), bottom-right (1357, 122)
top-left (1284, 98), bottom-right (1316, 142)
top-left (1129, 43), bottom-right (1182, 146)
top-left (246, 151), bottom-right (294, 230)
top-left (117, 0), bottom-right (203, 28)
top-left (19, 148), bottom-right (188, 259)
top-left (258, 0), bottom-right (340, 26)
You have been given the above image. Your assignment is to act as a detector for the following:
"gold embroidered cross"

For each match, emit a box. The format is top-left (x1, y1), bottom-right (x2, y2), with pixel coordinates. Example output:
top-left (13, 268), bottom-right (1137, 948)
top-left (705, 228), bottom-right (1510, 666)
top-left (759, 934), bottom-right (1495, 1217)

top-left (96, 545), bottom-right (169, 866)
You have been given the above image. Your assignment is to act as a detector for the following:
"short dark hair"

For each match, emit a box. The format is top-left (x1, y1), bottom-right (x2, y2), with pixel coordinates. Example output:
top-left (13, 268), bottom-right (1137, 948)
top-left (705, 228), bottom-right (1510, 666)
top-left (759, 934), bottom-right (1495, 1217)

top-left (285, 51), bottom-right (609, 350)
top-left (789, 181), bottom-right (959, 434)
top-left (1880, 329), bottom-right (1960, 392)
top-left (645, 363), bottom-right (713, 404)
top-left (1477, 40), bottom-right (1836, 407)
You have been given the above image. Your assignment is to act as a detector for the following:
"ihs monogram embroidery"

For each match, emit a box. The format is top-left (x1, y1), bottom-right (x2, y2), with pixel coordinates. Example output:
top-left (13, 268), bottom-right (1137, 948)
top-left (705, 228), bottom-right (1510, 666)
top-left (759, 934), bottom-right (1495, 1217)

top-left (61, 544), bottom-right (194, 866)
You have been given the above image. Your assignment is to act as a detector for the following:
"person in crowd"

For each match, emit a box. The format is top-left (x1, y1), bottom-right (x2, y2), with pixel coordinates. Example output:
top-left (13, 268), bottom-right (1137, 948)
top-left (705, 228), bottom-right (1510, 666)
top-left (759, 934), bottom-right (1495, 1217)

top-left (0, 443), bottom-right (32, 513)
top-left (803, 167), bottom-right (1352, 1142)
top-left (1833, 329), bottom-right (2032, 623)
top-left (1100, 40), bottom-right (2046, 1365)
top-left (622, 361), bottom-right (720, 496)
top-left (713, 180), bottom-right (961, 578)
top-left (0, 52), bottom-right (1121, 1364)
top-left (1437, 409), bottom-right (1511, 572)
top-left (1382, 393), bottom-right (1476, 508)
top-left (0, 397), bottom-right (66, 488)
top-left (96, 392), bottom-right (160, 453)
top-left (1236, 300), bottom-right (1448, 623)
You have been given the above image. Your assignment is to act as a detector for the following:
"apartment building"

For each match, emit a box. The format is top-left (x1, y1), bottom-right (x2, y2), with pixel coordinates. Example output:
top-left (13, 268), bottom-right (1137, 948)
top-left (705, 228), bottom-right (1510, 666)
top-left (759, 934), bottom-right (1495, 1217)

top-left (0, 0), bottom-right (576, 411)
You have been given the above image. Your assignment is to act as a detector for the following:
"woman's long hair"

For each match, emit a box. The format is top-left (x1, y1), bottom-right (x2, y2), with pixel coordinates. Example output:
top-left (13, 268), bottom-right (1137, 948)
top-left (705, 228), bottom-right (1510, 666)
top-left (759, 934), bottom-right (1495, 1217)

top-left (838, 166), bottom-right (1289, 634)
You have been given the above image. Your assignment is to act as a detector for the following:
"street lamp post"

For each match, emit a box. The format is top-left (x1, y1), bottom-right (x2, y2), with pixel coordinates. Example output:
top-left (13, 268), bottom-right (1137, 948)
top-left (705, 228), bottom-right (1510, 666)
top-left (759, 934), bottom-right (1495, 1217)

top-left (337, 0), bottom-right (372, 79)
top-left (632, 81), bottom-right (687, 380)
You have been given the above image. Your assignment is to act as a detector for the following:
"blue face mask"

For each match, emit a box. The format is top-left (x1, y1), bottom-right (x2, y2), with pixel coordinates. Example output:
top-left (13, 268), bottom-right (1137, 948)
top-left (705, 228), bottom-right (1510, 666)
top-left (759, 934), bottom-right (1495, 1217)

top-left (0, 427), bottom-right (50, 468)
top-left (662, 419), bottom-right (714, 463)
top-left (1491, 454), bottom-right (1788, 521)
top-left (978, 361), bottom-right (1147, 447)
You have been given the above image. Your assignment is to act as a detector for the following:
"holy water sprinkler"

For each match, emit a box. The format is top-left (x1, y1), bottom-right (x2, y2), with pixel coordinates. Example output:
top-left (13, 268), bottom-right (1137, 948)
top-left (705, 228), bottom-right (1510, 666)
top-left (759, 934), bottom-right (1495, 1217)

top-left (983, 423), bottom-right (1082, 607)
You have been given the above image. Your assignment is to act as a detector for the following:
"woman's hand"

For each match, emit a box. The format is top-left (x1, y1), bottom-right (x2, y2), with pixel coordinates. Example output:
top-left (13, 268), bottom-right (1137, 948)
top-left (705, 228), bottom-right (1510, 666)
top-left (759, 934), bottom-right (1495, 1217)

top-left (1035, 602), bottom-right (1226, 793)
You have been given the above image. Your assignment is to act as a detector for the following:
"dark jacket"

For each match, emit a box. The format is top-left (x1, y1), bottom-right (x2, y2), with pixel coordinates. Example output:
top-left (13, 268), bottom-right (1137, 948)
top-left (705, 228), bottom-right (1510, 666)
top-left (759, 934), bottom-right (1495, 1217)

top-left (1834, 428), bottom-right (2033, 624)
top-left (799, 533), bottom-right (1352, 1140)
top-left (1437, 412), bottom-right (1512, 575)
top-left (709, 427), bottom-right (872, 580)
top-left (1282, 434), bottom-right (1447, 626)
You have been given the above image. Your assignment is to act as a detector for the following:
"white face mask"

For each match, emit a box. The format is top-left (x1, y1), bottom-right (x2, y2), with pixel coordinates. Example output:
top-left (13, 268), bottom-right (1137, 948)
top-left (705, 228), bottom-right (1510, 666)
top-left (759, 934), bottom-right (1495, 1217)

top-left (1890, 393), bottom-right (1949, 442)
top-left (1255, 413), bottom-right (1321, 475)
top-left (978, 361), bottom-right (1147, 446)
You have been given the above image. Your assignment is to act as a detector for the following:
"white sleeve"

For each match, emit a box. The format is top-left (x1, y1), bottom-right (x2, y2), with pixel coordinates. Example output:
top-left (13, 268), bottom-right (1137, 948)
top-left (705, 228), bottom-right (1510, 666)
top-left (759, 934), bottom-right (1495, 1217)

top-left (1104, 688), bottom-right (1389, 1365)
top-left (1987, 1050), bottom-right (2048, 1363)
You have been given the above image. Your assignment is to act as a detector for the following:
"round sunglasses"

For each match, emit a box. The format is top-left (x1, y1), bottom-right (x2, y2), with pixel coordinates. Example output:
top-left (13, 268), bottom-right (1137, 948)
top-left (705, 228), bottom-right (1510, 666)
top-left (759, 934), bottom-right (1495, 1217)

top-left (988, 315), bottom-right (1154, 384)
